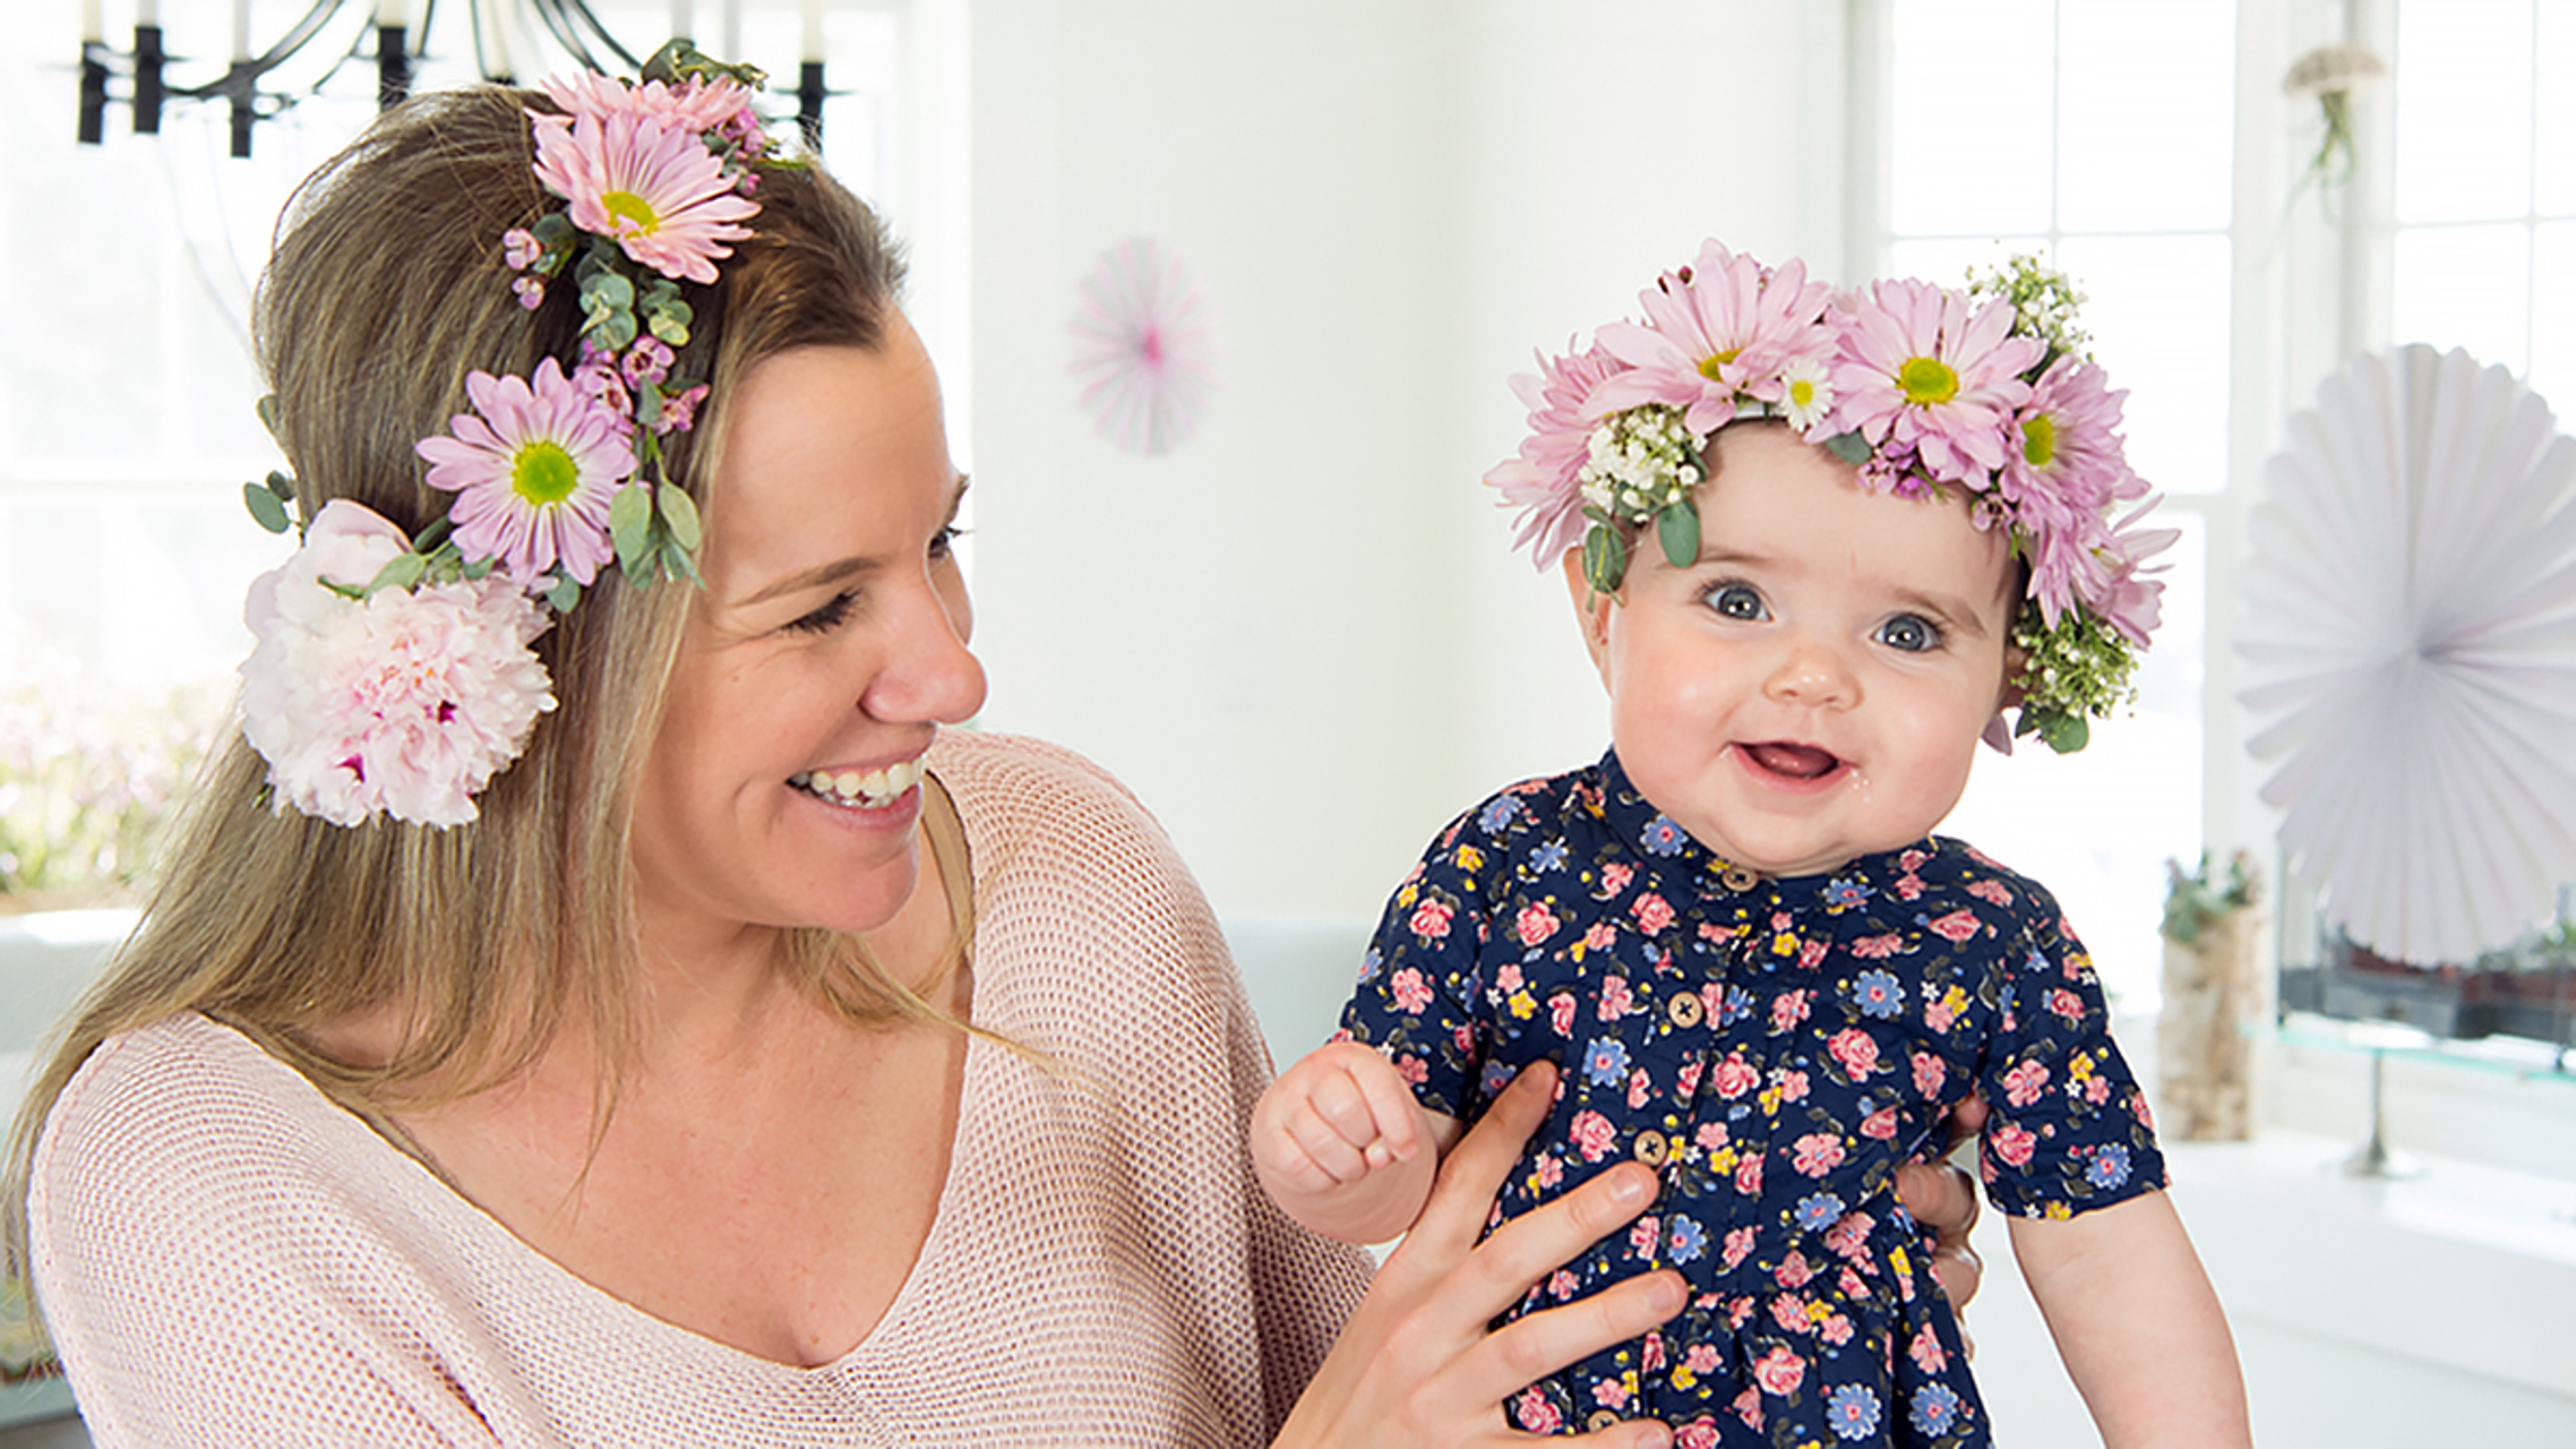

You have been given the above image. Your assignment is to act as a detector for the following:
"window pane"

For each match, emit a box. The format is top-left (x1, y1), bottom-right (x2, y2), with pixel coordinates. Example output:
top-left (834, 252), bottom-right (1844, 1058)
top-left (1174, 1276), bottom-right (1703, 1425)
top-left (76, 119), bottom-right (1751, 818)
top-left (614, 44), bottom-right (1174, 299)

top-left (2538, 0), bottom-right (2576, 214)
top-left (2392, 223), bottom-right (2532, 372)
top-left (1889, 0), bottom-right (2056, 235)
top-left (1947, 518), bottom-right (2206, 1011)
top-left (2057, 0), bottom-right (2236, 231)
top-left (1887, 235), bottom-right (2049, 288)
top-left (2055, 235), bottom-right (2233, 495)
top-left (2394, 0), bottom-right (2534, 223)
top-left (2528, 221), bottom-right (2576, 412)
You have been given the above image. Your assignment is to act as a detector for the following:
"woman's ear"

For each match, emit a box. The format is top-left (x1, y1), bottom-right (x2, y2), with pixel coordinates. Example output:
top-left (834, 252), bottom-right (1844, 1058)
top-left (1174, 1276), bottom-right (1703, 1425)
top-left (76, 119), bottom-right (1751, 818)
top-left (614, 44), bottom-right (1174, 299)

top-left (1562, 546), bottom-right (1617, 680)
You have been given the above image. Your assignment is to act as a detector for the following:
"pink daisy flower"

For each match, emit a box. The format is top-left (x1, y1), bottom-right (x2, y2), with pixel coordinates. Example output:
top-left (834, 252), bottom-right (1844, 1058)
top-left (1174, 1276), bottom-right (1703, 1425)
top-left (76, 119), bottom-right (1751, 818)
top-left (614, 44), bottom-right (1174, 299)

top-left (1587, 241), bottom-right (1836, 435)
top-left (531, 107), bottom-right (759, 284)
top-left (2081, 500), bottom-right (2178, 647)
top-left (416, 357), bottom-right (635, 588)
top-left (2002, 357), bottom-right (2145, 624)
top-left (1485, 341), bottom-right (1628, 567)
top-left (539, 71), bottom-right (755, 137)
top-left (1828, 278), bottom-right (2042, 486)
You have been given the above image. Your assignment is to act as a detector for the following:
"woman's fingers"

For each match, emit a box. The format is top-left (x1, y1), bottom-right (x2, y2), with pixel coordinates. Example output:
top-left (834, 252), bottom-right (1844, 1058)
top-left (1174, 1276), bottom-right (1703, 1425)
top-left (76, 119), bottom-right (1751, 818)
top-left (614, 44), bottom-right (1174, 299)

top-left (1417, 1266), bottom-right (1686, 1431)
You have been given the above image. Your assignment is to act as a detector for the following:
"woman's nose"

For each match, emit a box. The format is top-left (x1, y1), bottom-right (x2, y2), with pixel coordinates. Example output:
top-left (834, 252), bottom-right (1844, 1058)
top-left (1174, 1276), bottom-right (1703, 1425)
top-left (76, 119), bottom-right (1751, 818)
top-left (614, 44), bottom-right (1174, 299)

top-left (863, 582), bottom-right (987, 725)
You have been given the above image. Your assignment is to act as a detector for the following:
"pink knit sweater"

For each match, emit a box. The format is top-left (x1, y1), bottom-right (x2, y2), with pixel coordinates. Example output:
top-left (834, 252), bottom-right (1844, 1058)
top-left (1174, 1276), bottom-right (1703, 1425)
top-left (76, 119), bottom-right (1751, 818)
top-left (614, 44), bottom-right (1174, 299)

top-left (30, 731), bottom-right (1373, 1446)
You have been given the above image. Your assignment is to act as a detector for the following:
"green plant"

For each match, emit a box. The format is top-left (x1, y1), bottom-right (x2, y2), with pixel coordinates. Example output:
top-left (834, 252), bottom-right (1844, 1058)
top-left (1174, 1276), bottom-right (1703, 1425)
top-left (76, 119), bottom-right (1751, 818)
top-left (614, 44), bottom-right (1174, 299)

top-left (2161, 850), bottom-right (2260, 947)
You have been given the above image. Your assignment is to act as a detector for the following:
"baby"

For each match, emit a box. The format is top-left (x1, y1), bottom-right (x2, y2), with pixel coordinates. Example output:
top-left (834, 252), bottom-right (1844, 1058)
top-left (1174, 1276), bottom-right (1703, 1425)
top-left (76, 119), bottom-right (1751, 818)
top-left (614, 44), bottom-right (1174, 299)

top-left (1252, 244), bottom-right (2249, 1447)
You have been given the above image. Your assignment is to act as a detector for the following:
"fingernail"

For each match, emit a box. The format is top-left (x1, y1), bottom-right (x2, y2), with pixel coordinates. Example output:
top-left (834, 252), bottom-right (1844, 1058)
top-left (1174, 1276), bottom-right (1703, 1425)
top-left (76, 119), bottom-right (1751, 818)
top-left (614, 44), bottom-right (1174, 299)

top-left (1608, 1170), bottom-right (1650, 1207)
top-left (1646, 1273), bottom-right (1685, 1313)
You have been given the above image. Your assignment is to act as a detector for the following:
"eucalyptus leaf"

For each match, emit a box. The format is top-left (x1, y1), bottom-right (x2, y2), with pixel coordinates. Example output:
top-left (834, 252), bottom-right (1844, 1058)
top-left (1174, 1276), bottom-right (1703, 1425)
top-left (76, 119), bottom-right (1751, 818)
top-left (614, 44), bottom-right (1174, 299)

top-left (1582, 525), bottom-right (1627, 596)
top-left (264, 470), bottom-right (297, 502)
top-left (369, 552), bottom-right (427, 596)
top-left (2036, 710), bottom-right (2089, 754)
top-left (255, 395), bottom-right (284, 441)
top-left (544, 575), bottom-right (582, 614)
top-left (1823, 431), bottom-right (1872, 466)
top-left (1657, 501), bottom-right (1701, 568)
top-left (243, 482), bottom-right (291, 534)
top-left (658, 482), bottom-right (703, 551)
top-left (608, 482), bottom-right (654, 566)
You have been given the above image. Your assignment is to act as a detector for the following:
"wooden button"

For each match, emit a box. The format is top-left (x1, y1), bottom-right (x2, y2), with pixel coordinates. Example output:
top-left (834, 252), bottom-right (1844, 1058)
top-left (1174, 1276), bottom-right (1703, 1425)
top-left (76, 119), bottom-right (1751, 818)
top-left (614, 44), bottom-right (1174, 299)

top-left (1668, 991), bottom-right (1705, 1028)
top-left (1720, 865), bottom-right (1760, 892)
top-left (1632, 1128), bottom-right (1669, 1166)
top-left (1587, 1410), bottom-right (1622, 1431)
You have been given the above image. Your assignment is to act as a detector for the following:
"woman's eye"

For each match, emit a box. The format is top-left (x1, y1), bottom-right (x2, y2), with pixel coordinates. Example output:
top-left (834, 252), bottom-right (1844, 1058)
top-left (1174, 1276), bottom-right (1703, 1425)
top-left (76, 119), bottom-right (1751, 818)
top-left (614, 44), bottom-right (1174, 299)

top-left (1705, 584), bottom-right (1766, 621)
top-left (930, 524), bottom-right (968, 559)
top-left (1875, 613), bottom-right (1943, 653)
top-left (785, 591), bottom-right (857, 635)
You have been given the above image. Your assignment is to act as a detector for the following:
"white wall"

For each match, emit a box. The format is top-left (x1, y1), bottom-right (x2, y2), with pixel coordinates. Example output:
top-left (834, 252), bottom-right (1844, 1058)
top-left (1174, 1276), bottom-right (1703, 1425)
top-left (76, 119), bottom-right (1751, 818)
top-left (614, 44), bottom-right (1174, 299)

top-left (965, 0), bottom-right (1845, 924)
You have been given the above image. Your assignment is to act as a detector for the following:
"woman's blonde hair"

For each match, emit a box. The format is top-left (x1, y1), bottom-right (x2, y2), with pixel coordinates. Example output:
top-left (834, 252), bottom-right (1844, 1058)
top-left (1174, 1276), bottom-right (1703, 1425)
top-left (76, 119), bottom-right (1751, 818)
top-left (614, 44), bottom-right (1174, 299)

top-left (5, 84), bottom-right (922, 1272)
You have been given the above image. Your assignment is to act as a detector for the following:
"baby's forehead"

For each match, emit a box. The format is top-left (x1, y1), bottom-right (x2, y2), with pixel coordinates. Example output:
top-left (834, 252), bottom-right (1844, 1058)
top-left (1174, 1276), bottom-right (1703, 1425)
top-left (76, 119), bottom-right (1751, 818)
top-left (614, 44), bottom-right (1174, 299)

top-left (1695, 427), bottom-right (2019, 600)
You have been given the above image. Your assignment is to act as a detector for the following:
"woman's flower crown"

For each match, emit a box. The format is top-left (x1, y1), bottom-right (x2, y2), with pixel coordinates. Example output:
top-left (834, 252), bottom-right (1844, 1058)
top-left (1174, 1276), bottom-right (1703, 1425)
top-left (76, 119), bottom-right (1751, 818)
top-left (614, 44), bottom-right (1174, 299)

top-left (239, 42), bottom-right (781, 827)
top-left (1487, 241), bottom-right (2176, 753)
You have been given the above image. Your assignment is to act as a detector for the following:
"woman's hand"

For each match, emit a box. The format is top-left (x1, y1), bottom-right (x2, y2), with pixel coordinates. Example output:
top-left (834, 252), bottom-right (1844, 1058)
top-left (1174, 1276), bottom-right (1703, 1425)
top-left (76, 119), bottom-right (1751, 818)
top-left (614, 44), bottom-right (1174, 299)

top-left (1274, 1061), bottom-right (1683, 1448)
top-left (1893, 1091), bottom-right (1988, 1333)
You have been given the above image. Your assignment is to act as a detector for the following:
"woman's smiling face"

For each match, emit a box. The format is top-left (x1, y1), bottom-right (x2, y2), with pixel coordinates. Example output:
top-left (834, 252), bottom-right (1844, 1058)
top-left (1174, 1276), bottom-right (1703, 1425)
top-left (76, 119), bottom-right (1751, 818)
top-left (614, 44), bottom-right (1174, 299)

top-left (1569, 421), bottom-right (2020, 878)
top-left (632, 316), bottom-right (986, 953)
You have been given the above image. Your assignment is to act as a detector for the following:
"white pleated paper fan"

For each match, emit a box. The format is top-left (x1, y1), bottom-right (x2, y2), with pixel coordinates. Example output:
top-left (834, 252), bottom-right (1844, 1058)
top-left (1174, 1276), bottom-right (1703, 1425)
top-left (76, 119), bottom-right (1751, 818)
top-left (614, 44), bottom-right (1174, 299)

top-left (2239, 345), bottom-right (2576, 964)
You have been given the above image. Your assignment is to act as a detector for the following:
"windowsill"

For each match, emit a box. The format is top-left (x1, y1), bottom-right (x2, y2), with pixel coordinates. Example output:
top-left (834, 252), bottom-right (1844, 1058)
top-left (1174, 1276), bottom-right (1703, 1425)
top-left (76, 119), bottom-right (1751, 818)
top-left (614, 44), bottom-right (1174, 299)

top-left (2169, 1130), bottom-right (2576, 1401)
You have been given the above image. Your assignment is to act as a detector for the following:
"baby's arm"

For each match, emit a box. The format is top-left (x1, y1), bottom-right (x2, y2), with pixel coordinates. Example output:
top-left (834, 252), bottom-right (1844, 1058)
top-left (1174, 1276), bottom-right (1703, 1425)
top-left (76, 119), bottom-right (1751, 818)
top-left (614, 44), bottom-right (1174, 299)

top-left (2008, 1190), bottom-right (2251, 1448)
top-left (1252, 1040), bottom-right (1465, 1244)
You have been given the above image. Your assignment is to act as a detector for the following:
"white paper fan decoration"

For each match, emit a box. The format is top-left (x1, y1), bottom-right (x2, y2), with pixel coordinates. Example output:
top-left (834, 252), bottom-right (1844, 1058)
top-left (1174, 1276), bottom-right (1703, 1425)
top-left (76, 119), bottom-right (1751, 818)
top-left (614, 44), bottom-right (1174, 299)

top-left (1068, 237), bottom-right (1212, 456)
top-left (2239, 344), bottom-right (2576, 963)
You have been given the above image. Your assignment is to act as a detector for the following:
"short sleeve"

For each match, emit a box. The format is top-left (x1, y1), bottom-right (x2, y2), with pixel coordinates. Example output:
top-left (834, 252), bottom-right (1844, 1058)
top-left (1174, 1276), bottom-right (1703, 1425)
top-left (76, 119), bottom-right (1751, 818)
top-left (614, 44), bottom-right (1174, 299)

top-left (1337, 812), bottom-right (1495, 1121)
top-left (1973, 896), bottom-right (2168, 1219)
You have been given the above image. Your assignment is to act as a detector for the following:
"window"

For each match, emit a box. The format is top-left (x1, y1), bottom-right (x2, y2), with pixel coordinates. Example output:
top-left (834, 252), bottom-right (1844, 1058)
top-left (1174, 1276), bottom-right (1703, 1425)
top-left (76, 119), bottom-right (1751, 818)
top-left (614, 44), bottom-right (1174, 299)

top-left (1865, 0), bottom-right (2238, 1010)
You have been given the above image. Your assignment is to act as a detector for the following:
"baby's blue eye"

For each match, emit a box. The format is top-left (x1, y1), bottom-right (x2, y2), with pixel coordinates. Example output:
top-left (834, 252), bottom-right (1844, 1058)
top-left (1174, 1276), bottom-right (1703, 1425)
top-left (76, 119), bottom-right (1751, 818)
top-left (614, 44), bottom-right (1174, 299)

top-left (1706, 584), bottom-right (1766, 621)
top-left (1876, 614), bottom-right (1942, 653)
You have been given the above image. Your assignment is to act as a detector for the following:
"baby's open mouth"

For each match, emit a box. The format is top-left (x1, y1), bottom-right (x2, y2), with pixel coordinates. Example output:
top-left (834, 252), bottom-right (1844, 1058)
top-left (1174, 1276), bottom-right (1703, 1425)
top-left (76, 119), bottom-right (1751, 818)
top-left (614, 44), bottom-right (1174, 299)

top-left (1741, 741), bottom-right (1843, 781)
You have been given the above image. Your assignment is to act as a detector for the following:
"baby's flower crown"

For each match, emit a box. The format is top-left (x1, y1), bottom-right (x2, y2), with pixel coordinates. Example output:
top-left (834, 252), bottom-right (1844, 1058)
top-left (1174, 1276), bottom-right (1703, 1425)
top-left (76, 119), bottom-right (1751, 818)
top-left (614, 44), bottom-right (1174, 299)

top-left (1487, 241), bottom-right (2176, 753)
top-left (239, 42), bottom-right (784, 827)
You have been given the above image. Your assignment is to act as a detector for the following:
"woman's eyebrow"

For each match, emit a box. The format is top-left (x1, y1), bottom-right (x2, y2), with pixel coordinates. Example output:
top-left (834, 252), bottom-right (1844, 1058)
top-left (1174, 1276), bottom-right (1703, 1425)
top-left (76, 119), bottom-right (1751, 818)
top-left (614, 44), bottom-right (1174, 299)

top-left (735, 476), bottom-right (969, 606)
top-left (741, 555), bottom-right (880, 605)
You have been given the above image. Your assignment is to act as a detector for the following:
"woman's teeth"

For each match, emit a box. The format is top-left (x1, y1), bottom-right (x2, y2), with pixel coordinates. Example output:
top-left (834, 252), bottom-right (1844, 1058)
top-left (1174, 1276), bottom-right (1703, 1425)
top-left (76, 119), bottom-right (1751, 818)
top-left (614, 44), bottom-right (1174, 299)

top-left (790, 757), bottom-right (925, 809)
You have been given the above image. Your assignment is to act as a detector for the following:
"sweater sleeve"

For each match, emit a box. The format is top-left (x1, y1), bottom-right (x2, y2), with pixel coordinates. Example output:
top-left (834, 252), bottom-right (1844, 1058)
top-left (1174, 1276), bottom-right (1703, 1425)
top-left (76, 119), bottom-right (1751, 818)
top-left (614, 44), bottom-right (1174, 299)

top-left (936, 734), bottom-right (1373, 1441)
top-left (28, 1027), bottom-right (517, 1448)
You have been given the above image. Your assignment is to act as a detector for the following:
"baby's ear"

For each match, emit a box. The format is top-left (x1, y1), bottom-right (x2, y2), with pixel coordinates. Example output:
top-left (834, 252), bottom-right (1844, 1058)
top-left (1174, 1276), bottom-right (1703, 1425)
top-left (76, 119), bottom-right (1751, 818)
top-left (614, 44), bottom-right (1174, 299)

top-left (1562, 546), bottom-right (1617, 678)
top-left (1983, 644), bottom-right (2031, 754)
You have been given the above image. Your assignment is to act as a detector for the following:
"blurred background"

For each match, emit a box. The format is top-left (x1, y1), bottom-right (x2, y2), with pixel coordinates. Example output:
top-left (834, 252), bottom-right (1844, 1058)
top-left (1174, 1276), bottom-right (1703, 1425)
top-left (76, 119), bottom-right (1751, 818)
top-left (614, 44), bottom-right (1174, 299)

top-left (3, 1), bottom-right (2573, 1442)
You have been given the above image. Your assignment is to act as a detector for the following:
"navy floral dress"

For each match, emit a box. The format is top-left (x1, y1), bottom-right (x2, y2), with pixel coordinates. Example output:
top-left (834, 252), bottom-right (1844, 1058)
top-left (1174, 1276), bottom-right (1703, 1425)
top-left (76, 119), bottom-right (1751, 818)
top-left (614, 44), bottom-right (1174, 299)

top-left (1339, 751), bottom-right (2165, 1448)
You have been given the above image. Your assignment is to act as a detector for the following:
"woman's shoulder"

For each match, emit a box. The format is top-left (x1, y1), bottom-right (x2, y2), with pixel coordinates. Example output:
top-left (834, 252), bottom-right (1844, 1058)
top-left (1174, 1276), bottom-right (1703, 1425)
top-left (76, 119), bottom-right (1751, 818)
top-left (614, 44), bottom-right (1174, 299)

top-left (32, 1014), bottom-right (386, 1230)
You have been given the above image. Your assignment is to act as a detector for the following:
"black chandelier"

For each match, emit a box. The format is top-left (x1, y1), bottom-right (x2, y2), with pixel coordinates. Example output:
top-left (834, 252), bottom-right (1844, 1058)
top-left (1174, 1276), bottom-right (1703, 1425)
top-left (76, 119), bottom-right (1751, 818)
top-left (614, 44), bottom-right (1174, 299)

top-left (76, 0), bottom-right (836, 158)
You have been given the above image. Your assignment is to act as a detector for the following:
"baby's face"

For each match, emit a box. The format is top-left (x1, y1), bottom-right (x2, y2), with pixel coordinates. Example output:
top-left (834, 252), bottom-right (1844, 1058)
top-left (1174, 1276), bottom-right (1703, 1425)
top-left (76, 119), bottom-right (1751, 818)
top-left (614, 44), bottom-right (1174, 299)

top-left (1569, 421), bottom-right (2019, 877)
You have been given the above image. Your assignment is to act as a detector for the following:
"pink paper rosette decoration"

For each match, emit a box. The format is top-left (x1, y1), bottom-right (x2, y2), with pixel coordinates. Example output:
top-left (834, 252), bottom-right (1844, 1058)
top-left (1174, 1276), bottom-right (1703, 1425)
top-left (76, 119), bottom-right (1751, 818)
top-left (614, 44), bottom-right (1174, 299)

top-left (1069, 237), bottom-right (1214, 457)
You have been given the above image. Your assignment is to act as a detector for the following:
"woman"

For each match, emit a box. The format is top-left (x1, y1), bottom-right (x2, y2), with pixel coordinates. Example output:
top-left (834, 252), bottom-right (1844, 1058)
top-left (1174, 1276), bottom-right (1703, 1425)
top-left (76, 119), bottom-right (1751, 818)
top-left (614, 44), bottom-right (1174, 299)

top-left (6, 62), bottom-right (1976, 1448)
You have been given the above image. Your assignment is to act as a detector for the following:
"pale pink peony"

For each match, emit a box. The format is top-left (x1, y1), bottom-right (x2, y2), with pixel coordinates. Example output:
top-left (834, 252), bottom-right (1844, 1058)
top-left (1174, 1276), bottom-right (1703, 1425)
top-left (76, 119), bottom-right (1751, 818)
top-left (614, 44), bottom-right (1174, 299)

top-left (239, 501), bottom-right (557, 828)
top-left (1485, 341), bottom-right (1626, 568)
top-left (1828, 278), bottom-right (2042, 486)
top-left (530, 105), bottom-right (759, 283)
top-left (417, 357), bottom-right (636, 588)
top-left (1587, 241), bottom-right (1837, 435)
